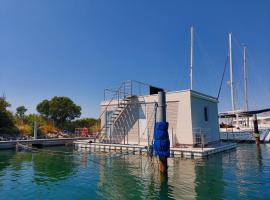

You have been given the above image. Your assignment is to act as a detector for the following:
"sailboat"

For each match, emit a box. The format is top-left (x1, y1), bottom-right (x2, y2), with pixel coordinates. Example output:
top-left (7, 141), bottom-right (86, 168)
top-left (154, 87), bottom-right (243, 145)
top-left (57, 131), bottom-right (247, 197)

top-left (219, 33), bottom-right (270, 142)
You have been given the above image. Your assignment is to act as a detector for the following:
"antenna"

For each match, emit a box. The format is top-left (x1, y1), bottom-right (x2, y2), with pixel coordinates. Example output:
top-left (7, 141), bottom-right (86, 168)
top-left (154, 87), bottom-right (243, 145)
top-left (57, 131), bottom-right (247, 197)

top-left (190, 26), bottom-right (194, 90)
top-left (1, 91), bottom-right (6, 99)
top-left (229, 33), bottom-right (236, 113)
top-left (243, 45), bottom-right (249, 111)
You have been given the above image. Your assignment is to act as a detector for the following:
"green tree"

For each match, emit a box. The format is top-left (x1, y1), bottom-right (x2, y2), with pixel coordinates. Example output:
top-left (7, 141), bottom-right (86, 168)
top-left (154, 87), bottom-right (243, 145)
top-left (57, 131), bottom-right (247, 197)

top-left (36, 100), bottom-right (50, 118)
top-left (0, 97), bottom-right (17, 134)
top-left (0, 97), bottom-right (10, 111)
top-left (16, 106), bottom-right (27, 118)
top-left (36, 96), bottom-right (81, 128)
top-left (73, 118), bottom-right (98, 128)
top-left (64, 118), bottom-right (100, 132)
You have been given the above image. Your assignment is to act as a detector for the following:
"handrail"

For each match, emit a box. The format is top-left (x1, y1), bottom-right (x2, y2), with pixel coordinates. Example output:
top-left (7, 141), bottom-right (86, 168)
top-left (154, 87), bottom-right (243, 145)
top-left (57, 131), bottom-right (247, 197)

top-left (130, 80), bottom-right (170, 92)
top-left (103, 80), bottom-right (168, 101)
top-left (95, 80), bottom-right (167, 142)
top-left (141, 102), bottom-right (158, 136)
top-left (94, 81), bottom-right (132, 141)
top-left (99, 80), bottom-right (152, 125)
top-left (99, 81), bottom-right (127, 121)
top-left (130, 80), bottom-right (164, 89)
top-left (104, 80), bottom-right (130, 101)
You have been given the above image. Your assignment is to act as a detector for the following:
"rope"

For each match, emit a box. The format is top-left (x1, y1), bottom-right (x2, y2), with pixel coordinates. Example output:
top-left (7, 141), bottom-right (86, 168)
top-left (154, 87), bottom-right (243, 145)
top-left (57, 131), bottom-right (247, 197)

top-left (217, 55), bottom-right (229, 100)
top-left (17, 144), bottom-right (161, 182)
top-left (24, 145), bottom-right (148, 161)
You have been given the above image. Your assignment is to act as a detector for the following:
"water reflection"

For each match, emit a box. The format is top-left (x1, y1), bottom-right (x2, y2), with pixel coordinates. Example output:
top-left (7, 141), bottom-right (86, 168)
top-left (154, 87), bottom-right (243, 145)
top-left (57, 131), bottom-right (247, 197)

top-left (33, 149), bottom-right (78, 184)
top-left (0, 144), bottom-right (270, 200)
top-left (194, 155), bottom-right (225, 200)
top-left (0, 150), bottom-right (14, 172)
top-left (0, 147), bottom-right (78, 186)
top-left (90, 154), bottom-right (195, 199)
top-left (256, 145), bottom-right (263, 169)
top-left (89, 146), bottom-right (268, 200)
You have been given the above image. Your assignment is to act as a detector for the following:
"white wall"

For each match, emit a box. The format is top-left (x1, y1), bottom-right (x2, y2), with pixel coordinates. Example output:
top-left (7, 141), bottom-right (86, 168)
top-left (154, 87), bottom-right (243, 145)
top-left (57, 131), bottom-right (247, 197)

top-left (177, 91), bottom-right (193, 145)
top-left (190, 92), bottom-right (220, 144)
top-left (100, 90), bottom-right (220, 146)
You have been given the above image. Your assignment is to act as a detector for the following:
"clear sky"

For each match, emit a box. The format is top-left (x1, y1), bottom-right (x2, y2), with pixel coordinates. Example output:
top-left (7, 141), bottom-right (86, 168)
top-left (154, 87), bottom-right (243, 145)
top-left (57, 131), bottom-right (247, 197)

top-left (0, 0), bottom-right (269, 118)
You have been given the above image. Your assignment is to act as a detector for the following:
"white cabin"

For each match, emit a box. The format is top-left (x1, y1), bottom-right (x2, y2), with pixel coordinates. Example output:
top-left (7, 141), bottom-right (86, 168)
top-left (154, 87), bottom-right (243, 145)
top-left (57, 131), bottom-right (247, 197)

top-left (100, 84), bottom-right (220, 147)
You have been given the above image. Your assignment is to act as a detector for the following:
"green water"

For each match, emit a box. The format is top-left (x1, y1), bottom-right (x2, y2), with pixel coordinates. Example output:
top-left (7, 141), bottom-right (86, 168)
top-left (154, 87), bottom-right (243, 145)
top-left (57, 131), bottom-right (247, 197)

top-left (0, 144), bottom-right (269, 200)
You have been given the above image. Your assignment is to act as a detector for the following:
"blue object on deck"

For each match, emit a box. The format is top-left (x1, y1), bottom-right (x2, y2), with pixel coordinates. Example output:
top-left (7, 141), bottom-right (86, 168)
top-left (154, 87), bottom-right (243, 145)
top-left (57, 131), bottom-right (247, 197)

top-left (153, 122), bottom-right (170, 158)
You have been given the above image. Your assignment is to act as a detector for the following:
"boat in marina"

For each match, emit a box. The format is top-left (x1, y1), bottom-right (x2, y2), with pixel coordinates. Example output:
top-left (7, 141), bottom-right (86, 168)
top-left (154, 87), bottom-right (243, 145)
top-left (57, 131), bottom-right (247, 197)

top-left (218, 33), bottom-right (270, 142)
top-left (219, 109), bottom-right (270, 142)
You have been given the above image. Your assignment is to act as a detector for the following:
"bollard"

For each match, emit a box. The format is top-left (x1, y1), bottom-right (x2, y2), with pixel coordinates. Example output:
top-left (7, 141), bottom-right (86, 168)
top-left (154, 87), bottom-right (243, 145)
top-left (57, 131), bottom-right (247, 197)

top-left (154, 91), bottom-right (170, 174)
top-left (34, 121), bottom-right (38, 140)
top-left (171, 127), bottom-right (174, 148)
top-left (253, 114), bottom-right (260, 145)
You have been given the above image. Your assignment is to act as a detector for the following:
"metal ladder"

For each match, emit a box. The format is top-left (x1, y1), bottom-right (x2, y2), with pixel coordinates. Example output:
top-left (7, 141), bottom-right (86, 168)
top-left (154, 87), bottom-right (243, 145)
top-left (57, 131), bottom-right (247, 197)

top-left (99, 95), bottom-right (133, 143)
top-left (94, 80), bottom-right (162, 144)
top-left (95, 81), bottom-right (133, 143)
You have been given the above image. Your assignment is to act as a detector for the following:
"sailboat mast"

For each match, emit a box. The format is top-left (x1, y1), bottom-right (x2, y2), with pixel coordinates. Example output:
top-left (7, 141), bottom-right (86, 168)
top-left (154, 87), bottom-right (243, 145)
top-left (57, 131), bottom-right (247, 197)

top-left (190, 26), bottom-right (194, 90)
top-left (243, 46), bottom-right (248, 111)
top-left (229, 33), bottom-right (236, 113)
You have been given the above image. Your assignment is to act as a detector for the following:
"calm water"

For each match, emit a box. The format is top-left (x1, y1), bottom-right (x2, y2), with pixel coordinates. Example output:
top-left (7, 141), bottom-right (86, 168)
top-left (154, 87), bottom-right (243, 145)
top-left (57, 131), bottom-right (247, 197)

top-left (0, 144), bottom-right (269, 200)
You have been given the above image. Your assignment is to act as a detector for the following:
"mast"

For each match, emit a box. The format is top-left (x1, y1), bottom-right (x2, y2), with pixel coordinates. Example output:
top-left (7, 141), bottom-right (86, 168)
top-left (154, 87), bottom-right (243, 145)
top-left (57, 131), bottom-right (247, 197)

top-left (243, 46), bottom-right (249, 111)
top-left (229, 33), bottom-right (236, 113)
top-left (190, 26), bottom-right (194, 90)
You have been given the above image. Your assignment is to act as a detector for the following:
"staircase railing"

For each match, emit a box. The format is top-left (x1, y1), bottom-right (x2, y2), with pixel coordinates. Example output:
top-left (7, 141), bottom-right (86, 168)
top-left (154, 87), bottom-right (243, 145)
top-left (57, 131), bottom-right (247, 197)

top-left (93, 80), bottom-right (164, 143)
top-left (94, 81), bottom-right (130, 141)
top-left (98, 95), bottom-right (133, 143)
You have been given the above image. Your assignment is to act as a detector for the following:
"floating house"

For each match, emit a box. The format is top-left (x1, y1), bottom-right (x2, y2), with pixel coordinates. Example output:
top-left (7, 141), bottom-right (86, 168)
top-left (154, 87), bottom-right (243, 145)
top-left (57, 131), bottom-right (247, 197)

top-left (75, 27), bottom-right (237, 157)
top-left (99, 80), bottom-right (220, 147)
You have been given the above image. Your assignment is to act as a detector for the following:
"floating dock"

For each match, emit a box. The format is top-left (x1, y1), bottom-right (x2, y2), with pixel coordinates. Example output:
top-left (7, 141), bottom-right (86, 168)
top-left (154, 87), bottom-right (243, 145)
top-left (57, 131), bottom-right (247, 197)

top-left (220, 129), bottom-right (270, 143)
top-left (74, 140), bottom-right (236, 158)
top-left (0, 137), bottom-right (89, 150)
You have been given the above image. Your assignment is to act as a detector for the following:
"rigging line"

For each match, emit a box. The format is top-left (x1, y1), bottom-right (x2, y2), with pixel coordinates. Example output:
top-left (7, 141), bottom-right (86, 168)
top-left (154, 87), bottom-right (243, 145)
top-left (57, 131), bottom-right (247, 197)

top-left (30, 145), bottom-right (146, 162)
top-left (28, 147), bottom-right (159, 175)
top-left (217, 55), bottom-right (229, 100)
top-left (195, 29), bottom-right (217, 74)
top-left (245, 50), bottom-right (264, 109)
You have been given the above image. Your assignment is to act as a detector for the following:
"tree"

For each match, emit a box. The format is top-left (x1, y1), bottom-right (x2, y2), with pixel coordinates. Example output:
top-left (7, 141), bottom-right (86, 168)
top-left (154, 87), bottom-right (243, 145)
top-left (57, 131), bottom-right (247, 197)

top-left (0, 97), bottom-right (18, 134)
top-left (36, 100), bottom-right (50, 118)
top-left (0, 97), bottom-right (10, 111)
top-left (64, 118), bottom-right (100, 132)
top-left (36, 96), bottom-right (81, 128)
top-left (16, 106), bottom-right (27, 118)
top-left (73, 118), bottom-right (99, 128)
top-left (49, 97), bottom-right (81, 125)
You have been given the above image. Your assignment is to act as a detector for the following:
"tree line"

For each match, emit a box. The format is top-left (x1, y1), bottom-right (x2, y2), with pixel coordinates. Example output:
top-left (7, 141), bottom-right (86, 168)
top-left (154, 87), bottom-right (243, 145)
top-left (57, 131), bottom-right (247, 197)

top-left (0, 96), bottom-right (99, 137)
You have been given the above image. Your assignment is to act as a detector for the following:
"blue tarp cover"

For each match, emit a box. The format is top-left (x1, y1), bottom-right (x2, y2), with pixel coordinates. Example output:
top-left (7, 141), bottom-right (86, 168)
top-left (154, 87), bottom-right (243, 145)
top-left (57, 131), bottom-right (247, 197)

top-left (153, 122), bottom-right (170, 158)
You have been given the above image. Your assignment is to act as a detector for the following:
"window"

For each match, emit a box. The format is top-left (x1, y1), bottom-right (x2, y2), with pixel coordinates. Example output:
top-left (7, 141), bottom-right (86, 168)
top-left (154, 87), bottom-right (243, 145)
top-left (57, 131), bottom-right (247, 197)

top-left (204, 107), bottom-right (208, 122)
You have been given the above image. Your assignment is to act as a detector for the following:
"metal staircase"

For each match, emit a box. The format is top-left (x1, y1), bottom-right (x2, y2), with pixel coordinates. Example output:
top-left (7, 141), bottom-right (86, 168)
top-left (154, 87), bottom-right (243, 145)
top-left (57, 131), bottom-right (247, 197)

top-left (94, 80), bottom-right (160, 144)
top-left (99, 95), bottom-right (133, 143)
top-left (94, 80), bottom-right (134, 143)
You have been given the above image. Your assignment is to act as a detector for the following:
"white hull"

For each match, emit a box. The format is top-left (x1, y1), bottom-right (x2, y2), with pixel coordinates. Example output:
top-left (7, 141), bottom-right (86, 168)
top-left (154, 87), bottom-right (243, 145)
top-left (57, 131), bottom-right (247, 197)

top-left (220, 128), bottom-right (270, 142)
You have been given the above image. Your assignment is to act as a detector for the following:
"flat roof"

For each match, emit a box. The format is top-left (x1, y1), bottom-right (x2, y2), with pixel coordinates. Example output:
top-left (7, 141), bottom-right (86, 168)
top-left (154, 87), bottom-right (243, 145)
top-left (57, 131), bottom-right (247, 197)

top-left (219, 108), bottom-right (270, 118)
top-left (101, 89), bottom-right (218, 105)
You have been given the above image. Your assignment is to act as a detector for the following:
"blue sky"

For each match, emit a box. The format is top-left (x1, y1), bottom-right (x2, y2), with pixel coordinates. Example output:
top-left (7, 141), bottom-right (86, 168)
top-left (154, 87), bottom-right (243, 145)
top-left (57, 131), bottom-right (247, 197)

top-left (0, 0), bottom-right (269, 117)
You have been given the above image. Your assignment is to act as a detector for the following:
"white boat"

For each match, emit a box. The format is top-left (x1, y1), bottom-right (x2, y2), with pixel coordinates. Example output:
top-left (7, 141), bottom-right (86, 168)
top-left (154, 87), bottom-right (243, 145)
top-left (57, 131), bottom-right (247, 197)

top-left (218, 33), bottom-right (270, 142)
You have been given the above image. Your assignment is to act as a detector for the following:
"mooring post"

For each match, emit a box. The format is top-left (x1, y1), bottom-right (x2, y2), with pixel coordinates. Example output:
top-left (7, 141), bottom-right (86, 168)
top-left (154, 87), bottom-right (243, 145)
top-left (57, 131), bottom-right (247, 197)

top-left (157, 91), bottom-right (166, 123)
top-left (147, 128), bottom-right (150, 152)
top-left (253, 114), bottom-right (260, 145)
top-left (34, 121), bottom-right (38, 140)
top-left (154, 91), bottom-right (170, 174)
top-left (124, 127), bottom-right (126, 145)
top-left (109, 126), bottom-right (112, 144)
top-left (126, 127), bottom-right (129, 145)
top-left (171, 127), bottom-right (173, 148)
